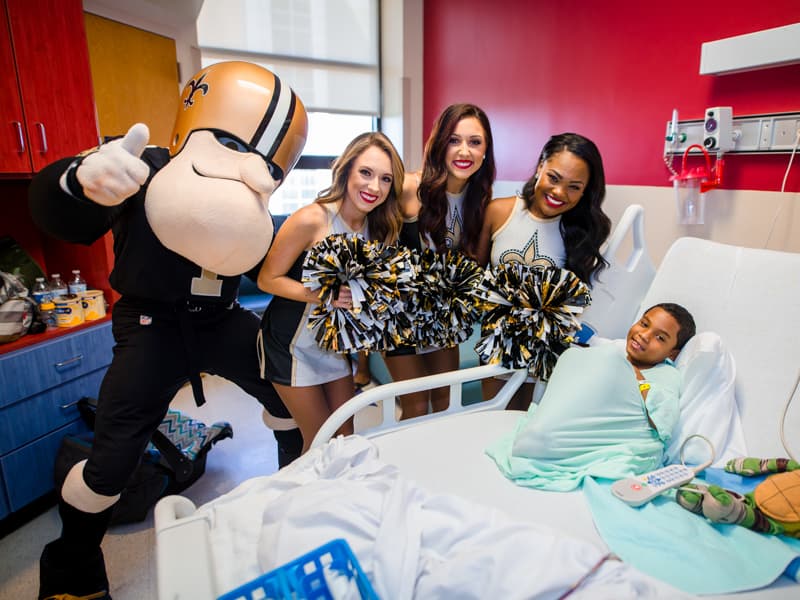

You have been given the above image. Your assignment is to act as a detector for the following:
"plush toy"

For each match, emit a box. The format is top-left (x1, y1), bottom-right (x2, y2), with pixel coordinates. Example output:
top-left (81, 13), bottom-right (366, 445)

top-left (676, 457), bottom-right (800, 537)
top-left (29, 61), bottom-right (307, 600)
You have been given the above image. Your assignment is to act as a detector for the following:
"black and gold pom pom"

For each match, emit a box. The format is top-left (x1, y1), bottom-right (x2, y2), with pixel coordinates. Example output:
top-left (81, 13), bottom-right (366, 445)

top-left (401, 249), bottom-right (486, 349)
top-left (472, 264), bottom-right (591, 380)
top-left (302, 234), bottom-right (416, 353)
top-left (437, 250), bottom-right (484, 346)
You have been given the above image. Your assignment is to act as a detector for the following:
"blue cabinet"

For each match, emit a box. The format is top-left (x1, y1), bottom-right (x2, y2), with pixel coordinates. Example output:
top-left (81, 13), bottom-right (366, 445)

top-left (0, 321), bottom-right (114, 518)
top-left (1, 420), bottom-right (86, 511)
top-left (0, 475), bottom-right (8, 517)
top-left (0, 322), bottom-right (114, 405)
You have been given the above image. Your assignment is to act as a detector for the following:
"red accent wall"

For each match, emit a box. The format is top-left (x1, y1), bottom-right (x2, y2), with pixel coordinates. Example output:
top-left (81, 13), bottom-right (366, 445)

top-left (423, 0), bottom-right (800, 191)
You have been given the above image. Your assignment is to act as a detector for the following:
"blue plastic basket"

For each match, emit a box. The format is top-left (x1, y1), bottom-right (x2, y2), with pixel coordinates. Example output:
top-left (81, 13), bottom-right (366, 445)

top-left (218, 538), bottom-right (379, 600)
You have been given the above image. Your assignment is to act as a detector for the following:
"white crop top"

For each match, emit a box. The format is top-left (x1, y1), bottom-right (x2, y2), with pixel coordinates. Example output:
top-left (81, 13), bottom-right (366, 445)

top-left (325, 200), bottom-right (370, 240)
top-left (490, 194), bottom-right (565, 268)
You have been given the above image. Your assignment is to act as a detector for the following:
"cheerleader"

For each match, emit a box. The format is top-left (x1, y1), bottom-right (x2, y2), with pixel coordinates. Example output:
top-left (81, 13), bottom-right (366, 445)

top-left (258, 132), bottom-right (404, 453)
top-left (384, 103), bottom-right (496, 419)
top-left (475, 133), bottom-right (611, 410)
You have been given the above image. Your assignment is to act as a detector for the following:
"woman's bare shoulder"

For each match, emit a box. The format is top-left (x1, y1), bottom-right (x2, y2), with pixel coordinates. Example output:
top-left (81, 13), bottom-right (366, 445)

top-left (282, 202), bottom-right (329, 235)
top-left (485, 195), bottom-right (517, 224)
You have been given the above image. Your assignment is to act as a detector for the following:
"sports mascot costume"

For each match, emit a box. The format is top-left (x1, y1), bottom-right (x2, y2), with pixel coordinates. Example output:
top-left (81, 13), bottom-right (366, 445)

top-left (28, 61), bottom-right (307, 599)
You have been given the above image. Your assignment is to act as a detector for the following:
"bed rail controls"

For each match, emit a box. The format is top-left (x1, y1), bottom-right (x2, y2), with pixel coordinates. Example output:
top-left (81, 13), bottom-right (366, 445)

top-left (611, 463), bottom-right (697, 507)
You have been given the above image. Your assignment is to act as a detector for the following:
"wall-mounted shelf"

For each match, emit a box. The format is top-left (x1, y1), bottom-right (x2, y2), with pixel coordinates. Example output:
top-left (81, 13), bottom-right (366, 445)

top-left (700, 23), bottom-right (800, 75)
top-left (664, 111), bottom-right (800, 155)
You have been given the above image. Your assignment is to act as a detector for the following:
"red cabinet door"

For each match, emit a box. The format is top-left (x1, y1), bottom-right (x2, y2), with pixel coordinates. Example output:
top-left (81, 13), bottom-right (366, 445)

top-left (4, 0), bottom-right (98, 174)
top-left (0, 2), bottom-right (30, 173)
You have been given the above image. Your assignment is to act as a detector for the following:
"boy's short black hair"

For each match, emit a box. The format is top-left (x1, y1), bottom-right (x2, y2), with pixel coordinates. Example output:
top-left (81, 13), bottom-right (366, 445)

top-left (645, 303), bottom-right (696, 350)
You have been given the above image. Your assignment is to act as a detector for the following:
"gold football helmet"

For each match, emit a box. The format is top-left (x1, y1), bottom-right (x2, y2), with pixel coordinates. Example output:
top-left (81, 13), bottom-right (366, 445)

top-left (170, 61), bottom-right (308, 181)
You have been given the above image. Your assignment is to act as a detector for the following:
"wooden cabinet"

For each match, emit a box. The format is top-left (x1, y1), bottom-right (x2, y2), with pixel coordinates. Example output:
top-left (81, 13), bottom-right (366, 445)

top-left (1, 180), bottom-right (116, 352)
top-left (0, 7), bottom-right (185, 518)
top-left (0, 0), bottom-right (98, 175)
top-left (84, 13), bottom-right (180, 147)
top-left (0, 0), bottom-right (115, 352)
top-left (0, 2), bottom-right (27, 174)
top-left (0, 0), bottom-right (114, 519)
top-left (0, 321), bottom-right (113, 518)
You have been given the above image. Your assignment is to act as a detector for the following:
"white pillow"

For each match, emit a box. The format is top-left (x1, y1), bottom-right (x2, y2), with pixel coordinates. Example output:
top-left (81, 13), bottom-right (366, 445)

top-left (667, 331), bottom-right (747, 467)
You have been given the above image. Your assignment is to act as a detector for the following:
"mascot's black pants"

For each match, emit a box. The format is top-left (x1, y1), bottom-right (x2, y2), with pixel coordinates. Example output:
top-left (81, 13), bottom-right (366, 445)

top-left (87, 296), bottom-right (302, 494)
top-left (40, 296), bottom-right (302, 598)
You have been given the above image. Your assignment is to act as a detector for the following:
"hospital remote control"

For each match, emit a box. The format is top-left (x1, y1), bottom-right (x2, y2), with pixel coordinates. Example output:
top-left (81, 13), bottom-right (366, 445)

top-left (611, 464), bottom-right (697, 507)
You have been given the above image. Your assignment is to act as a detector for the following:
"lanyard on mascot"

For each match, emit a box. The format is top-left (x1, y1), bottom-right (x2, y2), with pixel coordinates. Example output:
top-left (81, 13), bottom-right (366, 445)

top-left (176, 305), bottom-right (207, 406)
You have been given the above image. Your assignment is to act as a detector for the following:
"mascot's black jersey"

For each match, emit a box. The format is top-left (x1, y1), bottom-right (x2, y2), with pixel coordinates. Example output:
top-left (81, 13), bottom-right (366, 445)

top-left (28, 147), bottom-right (258, 306)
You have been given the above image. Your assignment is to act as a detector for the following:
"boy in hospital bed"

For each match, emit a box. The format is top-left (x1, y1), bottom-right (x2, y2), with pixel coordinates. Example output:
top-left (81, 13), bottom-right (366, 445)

top-left (486, 302), bottom-right (696, 491)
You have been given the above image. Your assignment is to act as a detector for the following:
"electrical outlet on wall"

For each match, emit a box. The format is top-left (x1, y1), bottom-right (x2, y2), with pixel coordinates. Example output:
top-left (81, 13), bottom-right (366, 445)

top-left (760, 120), bottom-right (774, 149)
top-left (771, 118), bottom-right (800, 149)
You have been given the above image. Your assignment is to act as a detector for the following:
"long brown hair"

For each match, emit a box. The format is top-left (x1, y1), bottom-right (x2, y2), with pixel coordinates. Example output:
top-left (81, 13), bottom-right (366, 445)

top-left (418, 103), bottom-right (495, 257)
top-left (316, 132), bottom-right (405, 245)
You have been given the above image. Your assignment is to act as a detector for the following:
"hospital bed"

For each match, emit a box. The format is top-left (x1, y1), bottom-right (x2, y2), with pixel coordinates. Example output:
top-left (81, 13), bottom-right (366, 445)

top-left (155, 204), bottom-right (800, 598)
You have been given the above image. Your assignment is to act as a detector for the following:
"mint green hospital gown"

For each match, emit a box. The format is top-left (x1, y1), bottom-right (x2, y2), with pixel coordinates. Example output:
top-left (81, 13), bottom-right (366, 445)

top-left (486, 343), bottom-right (681, 491)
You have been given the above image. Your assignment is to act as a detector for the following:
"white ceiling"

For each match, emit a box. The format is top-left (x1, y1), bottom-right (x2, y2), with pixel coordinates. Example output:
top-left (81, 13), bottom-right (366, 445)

top-left (83, 0), bottom-right (204, 30)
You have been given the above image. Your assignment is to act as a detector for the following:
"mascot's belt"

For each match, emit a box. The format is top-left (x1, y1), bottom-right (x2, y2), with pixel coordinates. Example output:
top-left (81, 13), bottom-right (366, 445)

top-left (182, 299), bottom-right (236, 313)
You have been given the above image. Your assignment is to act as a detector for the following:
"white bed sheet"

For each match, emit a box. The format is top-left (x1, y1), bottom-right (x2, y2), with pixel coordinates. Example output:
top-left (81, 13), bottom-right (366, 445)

top-left (187, 435), bottom-right (690, 599)
top-left (156, 222), bottom-right (800, 599)
top-left (371, 410), bottom-right (602, 546)
top-left (369, 410), bottom-right (798, 599)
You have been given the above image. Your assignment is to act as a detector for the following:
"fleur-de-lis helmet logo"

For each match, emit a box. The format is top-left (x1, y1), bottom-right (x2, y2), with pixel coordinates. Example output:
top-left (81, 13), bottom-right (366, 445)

top-left (182, 74), bottom-right (209, 109)
top-left (169, 61), bottom-right (308, 182)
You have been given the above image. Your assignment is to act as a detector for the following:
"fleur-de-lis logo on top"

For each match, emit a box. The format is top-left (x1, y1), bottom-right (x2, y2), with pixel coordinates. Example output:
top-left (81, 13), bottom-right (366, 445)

top-left (183, 73), bottom-right (209, 109)
top-left (499, 230), bottom-right (556, 269)
top-left (444, 204), bottom-right (463, 249)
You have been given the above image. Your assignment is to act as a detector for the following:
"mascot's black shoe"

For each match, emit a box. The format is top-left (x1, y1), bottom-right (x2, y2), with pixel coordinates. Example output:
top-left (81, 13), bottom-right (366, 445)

top-left (38, 539), bottom-right (112, 600)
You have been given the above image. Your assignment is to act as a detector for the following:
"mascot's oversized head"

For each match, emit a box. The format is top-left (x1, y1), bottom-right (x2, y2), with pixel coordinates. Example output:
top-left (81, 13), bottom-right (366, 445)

top-left (145, 61), bottom-right (308, 276)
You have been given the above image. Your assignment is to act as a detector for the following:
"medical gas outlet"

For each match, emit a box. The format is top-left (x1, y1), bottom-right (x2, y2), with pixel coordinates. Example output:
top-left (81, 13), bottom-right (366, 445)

top-left (703, 107), bottom-right (734, 152)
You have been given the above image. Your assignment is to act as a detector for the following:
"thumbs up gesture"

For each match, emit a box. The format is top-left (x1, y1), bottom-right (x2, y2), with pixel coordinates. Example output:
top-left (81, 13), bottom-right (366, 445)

top-left (77, 123), bottom-right (151, 206)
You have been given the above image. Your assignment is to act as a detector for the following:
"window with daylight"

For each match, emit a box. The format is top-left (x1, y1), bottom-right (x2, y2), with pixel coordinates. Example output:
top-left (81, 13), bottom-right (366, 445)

top-left (196, 0), bottom-right (381, 215)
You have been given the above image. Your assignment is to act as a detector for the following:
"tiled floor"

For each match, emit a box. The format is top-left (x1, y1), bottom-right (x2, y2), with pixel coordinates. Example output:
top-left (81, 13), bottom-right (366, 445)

top-left (0, 374), bottom-right (383, 599)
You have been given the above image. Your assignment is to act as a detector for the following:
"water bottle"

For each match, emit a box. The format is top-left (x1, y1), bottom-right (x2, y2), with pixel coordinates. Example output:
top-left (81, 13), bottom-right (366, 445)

top-left (31, 277), bottom-right (52, 304)
top-left (68, 269), bottom-right (87, 295)
top-left (39, 300), bottom-right (57, 329)
top-left (49, 273), bottom-right (68, 298)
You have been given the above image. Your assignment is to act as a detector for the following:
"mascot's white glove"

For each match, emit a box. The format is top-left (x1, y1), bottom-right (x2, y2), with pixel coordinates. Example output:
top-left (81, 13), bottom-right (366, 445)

top-left (76, 123), bottom-right (151, 206)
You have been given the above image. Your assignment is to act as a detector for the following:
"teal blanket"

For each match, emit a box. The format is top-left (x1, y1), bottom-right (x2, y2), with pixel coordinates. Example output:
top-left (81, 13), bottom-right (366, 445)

top-left (486, 344), bottom-right (680, 491)
top-left (583, 477), bottom-right (800, 594)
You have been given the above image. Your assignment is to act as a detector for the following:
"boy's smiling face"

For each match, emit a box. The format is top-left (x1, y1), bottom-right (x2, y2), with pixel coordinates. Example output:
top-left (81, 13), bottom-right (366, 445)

top-left (626, 307), bottom-right (682, 368)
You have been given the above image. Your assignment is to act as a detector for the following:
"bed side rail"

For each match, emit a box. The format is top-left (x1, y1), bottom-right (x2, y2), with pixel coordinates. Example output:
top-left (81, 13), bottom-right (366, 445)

top-left (155, 495), bottom-right (218, 600)
top-left (580, 203), bottom-right (656, 340)
top-left (311, 364), bottom-right (527, 449)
